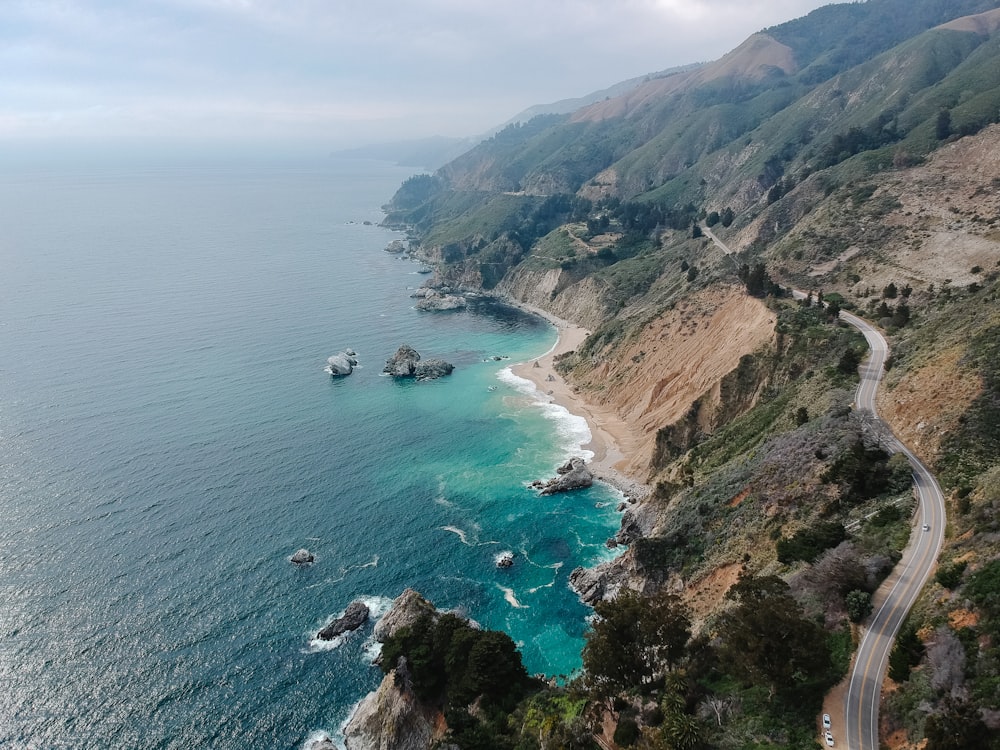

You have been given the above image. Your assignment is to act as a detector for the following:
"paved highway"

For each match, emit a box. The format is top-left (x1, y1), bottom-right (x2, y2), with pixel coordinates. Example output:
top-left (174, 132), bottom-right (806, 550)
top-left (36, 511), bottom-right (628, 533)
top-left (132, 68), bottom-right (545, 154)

top-left (702, 225), bottom-right (947, 748)
top-left (838, 310), bottom-right (946, 750)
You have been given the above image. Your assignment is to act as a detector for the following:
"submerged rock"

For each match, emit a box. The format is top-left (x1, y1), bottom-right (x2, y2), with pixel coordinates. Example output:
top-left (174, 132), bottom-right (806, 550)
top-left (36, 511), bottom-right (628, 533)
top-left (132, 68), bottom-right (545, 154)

top-left (317, 600), bottom-right (370, 641)
top-left (383, 345), bottom-right (454, 381)
top-left (538, 457), bottom-right (594, 495)
top-left (290, 548), bottom-right (315, 565)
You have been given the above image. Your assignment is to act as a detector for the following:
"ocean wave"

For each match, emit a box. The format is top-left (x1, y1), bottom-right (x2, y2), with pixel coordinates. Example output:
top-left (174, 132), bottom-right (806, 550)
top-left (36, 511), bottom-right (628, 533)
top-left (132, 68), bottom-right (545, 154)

top-left (497, 367), bottom-right (594, 460)
top-left (302, 555), bottom-right (380, 590)
top-left (302, 729), bottom-right (342, 750)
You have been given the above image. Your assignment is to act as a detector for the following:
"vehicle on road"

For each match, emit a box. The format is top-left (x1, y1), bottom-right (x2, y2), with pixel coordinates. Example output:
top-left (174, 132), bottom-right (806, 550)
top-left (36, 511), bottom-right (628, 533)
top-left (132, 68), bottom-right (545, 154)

top-left (923, 523), bottom-right (931, 531)
top-left (825, 731), bottom-right (835, 747)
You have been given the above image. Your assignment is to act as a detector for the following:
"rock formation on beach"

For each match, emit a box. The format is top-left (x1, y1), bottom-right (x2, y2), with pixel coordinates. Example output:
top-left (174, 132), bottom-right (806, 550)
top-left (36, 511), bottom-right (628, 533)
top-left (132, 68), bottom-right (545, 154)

top-left (317, 600), bottom-right (370, 641)
top-left (533, 457), bottom-right (594, 495)
top-left (383, 345), bottom-right (454, 381)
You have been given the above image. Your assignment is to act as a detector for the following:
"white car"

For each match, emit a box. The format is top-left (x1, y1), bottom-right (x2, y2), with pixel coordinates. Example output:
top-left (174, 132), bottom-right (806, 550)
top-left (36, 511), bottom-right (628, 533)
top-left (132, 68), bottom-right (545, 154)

top-left (823, 713), bottom-right (831, 729)
top-left (825, 731), bottom-right (835, 747)
top-left (922, 523), bottom-right (931, 532)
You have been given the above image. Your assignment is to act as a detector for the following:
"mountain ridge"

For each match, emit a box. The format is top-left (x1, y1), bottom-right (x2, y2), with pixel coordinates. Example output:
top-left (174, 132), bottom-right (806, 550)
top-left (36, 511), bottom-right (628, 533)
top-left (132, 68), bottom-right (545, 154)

top-left (366, 2), bottom-right (1000, 747)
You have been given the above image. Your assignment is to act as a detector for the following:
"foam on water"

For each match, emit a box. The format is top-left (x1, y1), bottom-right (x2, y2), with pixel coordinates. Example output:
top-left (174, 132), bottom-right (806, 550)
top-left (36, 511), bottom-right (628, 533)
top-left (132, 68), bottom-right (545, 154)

top-left (0, 158), bottom-right (624, 750)
top-left (497, 367), bottom-right (594, 461)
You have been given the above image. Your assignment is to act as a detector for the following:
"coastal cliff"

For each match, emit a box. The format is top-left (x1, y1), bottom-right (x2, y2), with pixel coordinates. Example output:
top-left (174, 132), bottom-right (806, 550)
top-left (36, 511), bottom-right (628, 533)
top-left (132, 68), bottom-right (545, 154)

top-left (374, 2), bottom-right (1000, 745)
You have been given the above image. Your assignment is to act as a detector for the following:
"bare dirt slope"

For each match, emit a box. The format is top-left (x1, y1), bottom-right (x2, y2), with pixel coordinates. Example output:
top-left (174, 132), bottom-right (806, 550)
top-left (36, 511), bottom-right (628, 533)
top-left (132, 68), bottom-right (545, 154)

top-left (572, 285), bottom-right (776, 478)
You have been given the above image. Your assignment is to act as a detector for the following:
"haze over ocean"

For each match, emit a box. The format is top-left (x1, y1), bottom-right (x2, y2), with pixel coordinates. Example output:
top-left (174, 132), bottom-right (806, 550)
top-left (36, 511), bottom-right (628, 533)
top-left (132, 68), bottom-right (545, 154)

top-left (0, 157), bottom-right (622, 748)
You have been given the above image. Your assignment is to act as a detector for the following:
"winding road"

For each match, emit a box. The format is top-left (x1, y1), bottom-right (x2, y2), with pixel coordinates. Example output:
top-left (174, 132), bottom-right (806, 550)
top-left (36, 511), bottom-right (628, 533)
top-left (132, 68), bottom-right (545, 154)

top-left (838, 310), bottom-right (946, 750)
top-left (702, 224), bottom-right (947, 749)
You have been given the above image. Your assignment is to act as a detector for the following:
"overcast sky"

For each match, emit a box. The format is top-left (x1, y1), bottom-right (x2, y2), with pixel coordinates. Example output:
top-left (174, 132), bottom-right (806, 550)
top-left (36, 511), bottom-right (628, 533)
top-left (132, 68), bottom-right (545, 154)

top-left (1, 0), bottom-right (835, 154)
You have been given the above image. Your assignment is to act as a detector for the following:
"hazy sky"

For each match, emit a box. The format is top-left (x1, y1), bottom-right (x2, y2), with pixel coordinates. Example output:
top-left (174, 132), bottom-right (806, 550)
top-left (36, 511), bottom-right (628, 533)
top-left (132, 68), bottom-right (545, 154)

top-left (1, 0), bottom-right (834, 153)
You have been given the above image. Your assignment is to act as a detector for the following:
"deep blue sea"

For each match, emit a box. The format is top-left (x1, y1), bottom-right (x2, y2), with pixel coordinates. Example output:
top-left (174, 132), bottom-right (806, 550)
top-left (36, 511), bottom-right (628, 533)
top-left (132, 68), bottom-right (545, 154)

top-left (0, 157), bottom-right (622, 748)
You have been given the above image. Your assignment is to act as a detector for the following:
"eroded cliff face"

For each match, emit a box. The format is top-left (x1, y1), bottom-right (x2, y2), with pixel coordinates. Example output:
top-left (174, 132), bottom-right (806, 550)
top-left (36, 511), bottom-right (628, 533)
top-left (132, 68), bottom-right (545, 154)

top-left (567, 285), bottom-right (778, 479)
top-left (494, 265), bottom-right (612, 330)
top-left (343, 668), bottom-right (446, 750)
top-left (342, 589), bottom-right (449, 750)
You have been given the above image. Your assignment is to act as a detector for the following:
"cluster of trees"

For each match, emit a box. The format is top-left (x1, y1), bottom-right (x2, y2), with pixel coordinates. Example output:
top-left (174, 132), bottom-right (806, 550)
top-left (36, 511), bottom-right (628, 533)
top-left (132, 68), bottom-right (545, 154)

top-left (738, 262), bottom-right (784, 297)
top-left (815, 112), bottom-right (903, 169)
top-left (821, 438), bottom-right (912, 503)
top-left (379, 612), bottom-right (538, 747)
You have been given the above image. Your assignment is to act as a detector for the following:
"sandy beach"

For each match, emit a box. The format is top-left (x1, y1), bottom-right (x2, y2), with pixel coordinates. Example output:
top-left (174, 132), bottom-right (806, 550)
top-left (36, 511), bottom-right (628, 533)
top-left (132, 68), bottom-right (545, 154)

top-left (509, 303), bottom-right (650, 501)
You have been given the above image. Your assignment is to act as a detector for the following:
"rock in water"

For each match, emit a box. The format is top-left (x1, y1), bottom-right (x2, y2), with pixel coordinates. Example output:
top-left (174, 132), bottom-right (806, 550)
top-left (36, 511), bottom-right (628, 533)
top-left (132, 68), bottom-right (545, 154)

top-left (413, 359), bottom-right (454, 380)
top-left (538, 457), bottom-right (594, 495)
top-left (383, 344), bottom-right (421, 377)
top-left (383, 345), bottom-right (453, 381)
top-left (327, 353), bottom-right (354, 376)
top-left (290, 548), bottom-right (315, 565)
top-left (317, 600), bottom-right (370, 640)
top-left (414, 291), bottom-right (466, 311)
top-left (495, 551), bottom-right (514, 569)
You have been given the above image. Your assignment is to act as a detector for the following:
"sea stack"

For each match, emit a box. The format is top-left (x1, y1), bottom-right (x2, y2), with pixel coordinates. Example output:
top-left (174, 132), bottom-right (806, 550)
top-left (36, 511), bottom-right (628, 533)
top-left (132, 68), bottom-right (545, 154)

top-left (290, 548), bottom-right (315, 565)
top-left (383, 345), bottom-right (454, 381)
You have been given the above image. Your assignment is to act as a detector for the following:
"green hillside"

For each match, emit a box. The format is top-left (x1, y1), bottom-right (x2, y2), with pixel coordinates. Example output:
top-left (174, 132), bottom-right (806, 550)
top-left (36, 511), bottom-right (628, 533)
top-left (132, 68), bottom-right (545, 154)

top-left (378, 1), bottom-right (1000, 747)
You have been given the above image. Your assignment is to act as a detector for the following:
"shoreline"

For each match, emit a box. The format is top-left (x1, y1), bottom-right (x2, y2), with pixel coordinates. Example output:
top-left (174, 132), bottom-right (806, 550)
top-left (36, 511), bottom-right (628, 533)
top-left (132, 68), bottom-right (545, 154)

top-left (507, 300), bottom-right (650, 502)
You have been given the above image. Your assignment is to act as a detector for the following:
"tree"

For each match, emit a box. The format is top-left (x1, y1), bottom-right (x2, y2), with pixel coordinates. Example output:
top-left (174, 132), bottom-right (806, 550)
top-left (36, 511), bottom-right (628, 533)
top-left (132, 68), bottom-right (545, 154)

top-left (936, 108), bottom-right (952, 141)
top-left (883, 282), bottom-right (898, 299)
top-left (720, 207), bottom-right (734, 227)
top-left (925, 698), bottom-right (991, 750)
top-left (795, 406), bottom-right (810, 426)
top-left (888, 619), bottom-right (924, 683)
top-left (691, 223), bottom-right (703, 239)
top-left (846, 589), bottom-right (873, 622)
top-left (716, 573), bottom-right (833, 697)
top-left (583, 590), bottom-right (691, 695)
top-left (706, 211), bottom-right (720, 227)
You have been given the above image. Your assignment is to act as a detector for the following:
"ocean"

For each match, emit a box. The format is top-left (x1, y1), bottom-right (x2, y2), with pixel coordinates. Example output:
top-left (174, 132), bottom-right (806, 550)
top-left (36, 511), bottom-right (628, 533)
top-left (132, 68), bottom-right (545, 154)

top-left (0, 156), bottom-right (622, 748)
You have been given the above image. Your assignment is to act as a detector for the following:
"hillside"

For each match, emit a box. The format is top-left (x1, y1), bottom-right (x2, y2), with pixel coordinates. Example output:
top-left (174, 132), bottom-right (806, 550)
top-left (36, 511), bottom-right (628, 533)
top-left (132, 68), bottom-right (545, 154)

top-left (374, 1), bottom-right (1000, 748)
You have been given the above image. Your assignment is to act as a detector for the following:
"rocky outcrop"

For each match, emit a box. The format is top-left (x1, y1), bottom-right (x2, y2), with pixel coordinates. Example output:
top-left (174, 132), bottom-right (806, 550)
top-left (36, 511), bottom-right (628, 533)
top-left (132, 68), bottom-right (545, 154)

top-left (385, 240), bottom-right (408, 254)
top-left (343, 590), bottom-right (453, 750)
top-left (533, 457), bottom-right (594, 495)
top-left (326, 351), bottom-right (357, 376)
top-left (414, 290), bottom-right (467, 311)
top-left (373, 588), bottom-right (438, 643)
top-left (290, 548), bottom-right (315, 565)
top-left (383, 345), bottom-right (454, 381)
top-left (317, 600), bottom-right (370, 641)
top-left (343, 657), bottom-right (446, 750)
top-left (570, 549), bottom-right (645, 604)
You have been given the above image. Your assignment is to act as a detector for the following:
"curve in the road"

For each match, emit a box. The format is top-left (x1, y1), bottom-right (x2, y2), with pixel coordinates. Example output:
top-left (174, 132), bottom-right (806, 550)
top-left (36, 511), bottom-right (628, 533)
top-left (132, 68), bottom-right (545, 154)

top-left (702, 223), bottom-right (947, 750)
top-left (839, 311), bottom-right (946, 750)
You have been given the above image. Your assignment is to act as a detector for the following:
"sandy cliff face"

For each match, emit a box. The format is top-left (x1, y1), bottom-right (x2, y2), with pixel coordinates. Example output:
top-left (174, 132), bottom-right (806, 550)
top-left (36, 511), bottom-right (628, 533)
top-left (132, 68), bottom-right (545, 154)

top-left (570, 285), bottom-right (777, 478)
top-left (495, 265), bottom-right (612, 331)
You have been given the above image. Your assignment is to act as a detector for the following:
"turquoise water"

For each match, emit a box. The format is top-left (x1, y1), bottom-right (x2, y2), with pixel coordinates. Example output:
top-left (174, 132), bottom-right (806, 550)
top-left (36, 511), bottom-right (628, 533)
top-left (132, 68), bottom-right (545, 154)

top-left (0, 157), bottom-right (621, 748)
